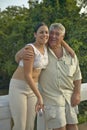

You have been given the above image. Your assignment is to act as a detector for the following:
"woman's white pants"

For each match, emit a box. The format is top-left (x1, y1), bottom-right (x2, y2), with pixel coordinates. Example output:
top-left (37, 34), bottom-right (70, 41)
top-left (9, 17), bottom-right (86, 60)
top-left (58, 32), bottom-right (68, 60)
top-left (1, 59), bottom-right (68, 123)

top-left (9, 79), bottom-right (37, 130)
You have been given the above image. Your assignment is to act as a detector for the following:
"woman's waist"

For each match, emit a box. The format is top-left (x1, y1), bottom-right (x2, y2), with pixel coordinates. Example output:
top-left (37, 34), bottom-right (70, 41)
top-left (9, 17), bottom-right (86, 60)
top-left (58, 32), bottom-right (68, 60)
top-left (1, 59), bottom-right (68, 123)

top-left (12, 66), bottom-right (25, 80)
top-left (9, 79), bottom-right (38, 94)
top-left (12, 66), bottom-right (41, 82)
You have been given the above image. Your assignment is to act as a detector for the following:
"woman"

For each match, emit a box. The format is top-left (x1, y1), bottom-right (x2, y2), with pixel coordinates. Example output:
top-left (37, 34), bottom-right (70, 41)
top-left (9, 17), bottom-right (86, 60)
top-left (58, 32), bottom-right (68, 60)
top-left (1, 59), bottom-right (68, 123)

top-left (9, 22), bottom-right (49, 130)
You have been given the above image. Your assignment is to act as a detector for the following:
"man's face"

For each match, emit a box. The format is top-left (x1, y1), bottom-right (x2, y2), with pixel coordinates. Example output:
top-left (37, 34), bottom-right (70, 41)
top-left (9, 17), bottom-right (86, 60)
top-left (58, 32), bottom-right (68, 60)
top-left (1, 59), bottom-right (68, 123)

top-left (48, 28), bottom-right (64, 47)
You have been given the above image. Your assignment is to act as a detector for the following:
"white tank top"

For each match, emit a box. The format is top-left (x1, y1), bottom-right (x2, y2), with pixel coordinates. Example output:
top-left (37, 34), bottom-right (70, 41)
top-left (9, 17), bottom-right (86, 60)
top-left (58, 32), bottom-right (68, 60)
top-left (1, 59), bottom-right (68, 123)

top-left (19, 44), bottom-right (48, 69)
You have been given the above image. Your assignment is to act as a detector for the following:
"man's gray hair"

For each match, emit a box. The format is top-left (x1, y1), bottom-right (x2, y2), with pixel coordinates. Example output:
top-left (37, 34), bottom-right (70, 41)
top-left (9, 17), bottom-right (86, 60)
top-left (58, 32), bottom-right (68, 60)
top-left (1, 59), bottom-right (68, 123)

top-left (49, 23), bottom-right (65, 35)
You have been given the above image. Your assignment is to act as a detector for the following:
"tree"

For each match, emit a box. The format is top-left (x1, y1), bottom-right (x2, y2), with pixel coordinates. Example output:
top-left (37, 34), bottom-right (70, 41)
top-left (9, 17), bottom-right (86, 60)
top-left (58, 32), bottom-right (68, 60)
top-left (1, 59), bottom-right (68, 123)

top-left (28, 0), bottom-right (39, 8)
top-left (0, 6), bottom-right (29, 88)
top-left (0, 0), bottom-right (87, 89)
top-left (76, 0), bottom-right (87, 16)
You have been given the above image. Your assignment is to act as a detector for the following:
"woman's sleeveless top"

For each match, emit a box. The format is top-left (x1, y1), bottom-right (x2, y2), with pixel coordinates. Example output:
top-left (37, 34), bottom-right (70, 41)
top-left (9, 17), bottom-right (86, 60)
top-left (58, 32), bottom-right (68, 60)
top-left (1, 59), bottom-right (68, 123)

top-left (19, 44), bottom-right (48, 69)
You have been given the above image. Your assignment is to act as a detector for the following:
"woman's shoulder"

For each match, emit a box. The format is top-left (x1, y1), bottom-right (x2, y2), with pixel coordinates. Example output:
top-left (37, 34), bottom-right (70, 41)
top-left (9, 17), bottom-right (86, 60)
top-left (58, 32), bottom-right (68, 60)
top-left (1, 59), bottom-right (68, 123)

top-left (25, 43), bottom-right (38, 54)
top-left (25, 43), bottom-right (35, 51)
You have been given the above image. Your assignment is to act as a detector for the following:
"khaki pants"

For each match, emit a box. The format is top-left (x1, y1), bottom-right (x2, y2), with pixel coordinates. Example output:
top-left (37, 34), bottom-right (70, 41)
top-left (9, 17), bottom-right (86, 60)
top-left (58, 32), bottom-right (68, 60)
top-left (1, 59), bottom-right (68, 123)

top-left (9, 79), bottom-right (37, 130)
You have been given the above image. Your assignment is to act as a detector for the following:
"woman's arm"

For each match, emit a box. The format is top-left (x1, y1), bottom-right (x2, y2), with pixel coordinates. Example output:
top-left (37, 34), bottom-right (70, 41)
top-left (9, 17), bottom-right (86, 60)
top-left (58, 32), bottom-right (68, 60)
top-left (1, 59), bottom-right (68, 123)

top-left (23, 46), bottom-right (43, 110)
top-left (62, 40), bottom-right (75, 57)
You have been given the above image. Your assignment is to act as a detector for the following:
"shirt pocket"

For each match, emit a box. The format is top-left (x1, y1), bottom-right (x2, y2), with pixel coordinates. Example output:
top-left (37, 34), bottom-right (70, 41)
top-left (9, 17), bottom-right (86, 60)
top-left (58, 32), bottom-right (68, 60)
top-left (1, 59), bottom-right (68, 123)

top-left (65, 63), bottom-right (76, 77)
top-left (44, 106), bottom-right (56, 121)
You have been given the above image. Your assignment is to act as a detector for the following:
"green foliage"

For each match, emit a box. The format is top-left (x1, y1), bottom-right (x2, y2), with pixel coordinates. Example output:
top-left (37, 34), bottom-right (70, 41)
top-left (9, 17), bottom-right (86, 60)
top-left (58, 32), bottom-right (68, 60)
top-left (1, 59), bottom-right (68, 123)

top-left (0, 1), bottom-right (87, 87)
top-left (78, 114), bottom-right (87, 124)
top-left (78, 100), bottom-right (87, 123)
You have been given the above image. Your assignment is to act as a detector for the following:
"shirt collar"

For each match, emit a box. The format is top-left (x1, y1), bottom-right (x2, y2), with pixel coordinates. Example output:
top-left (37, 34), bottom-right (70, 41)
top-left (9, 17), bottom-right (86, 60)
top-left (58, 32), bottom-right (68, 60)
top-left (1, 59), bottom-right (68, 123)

top-left (48, 47), bottom-right (68, 60)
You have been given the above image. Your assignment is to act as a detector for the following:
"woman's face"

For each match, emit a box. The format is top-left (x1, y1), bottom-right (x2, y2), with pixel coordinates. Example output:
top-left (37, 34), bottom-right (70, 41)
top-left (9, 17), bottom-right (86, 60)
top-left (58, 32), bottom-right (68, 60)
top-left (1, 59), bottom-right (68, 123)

top-left (48, 28), bottom-right (64, 47)
top-left (34, 25), bottom-right (49, 45)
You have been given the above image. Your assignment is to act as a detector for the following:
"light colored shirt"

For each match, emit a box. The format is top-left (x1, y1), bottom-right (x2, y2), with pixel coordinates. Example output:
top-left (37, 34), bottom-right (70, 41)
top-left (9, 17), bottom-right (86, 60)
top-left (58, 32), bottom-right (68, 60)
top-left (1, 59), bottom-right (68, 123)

top-left (39, 47), bottom-right (82, 106)
top-left (19, 44), bottom-right (48, 69)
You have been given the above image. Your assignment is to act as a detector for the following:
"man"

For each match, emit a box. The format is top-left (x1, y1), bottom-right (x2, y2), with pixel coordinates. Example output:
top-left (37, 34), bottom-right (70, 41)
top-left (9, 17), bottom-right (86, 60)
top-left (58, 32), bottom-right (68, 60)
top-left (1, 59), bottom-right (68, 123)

top-left (16, 23), bottom-right (82, 130)
top-left (38, 23), bottom-right (82, 130)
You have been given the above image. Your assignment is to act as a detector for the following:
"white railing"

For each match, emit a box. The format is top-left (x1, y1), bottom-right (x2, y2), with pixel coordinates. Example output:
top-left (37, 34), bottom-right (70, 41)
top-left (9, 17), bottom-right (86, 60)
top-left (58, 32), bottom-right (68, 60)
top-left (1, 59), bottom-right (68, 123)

top-left (0, 95), bottom-right (11, 130)
top-left (81, 83), bottom-right (87, 101)
top-left (0, 83), bottom-right (87, 130)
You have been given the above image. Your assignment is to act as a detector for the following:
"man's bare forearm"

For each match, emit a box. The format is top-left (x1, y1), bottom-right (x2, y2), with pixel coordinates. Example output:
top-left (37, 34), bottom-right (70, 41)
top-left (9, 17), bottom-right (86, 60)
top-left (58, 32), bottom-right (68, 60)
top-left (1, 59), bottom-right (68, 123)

top-left (73, 80), bottom-right (82, 94)
top-left (15, 48), bottom-right (24, 63)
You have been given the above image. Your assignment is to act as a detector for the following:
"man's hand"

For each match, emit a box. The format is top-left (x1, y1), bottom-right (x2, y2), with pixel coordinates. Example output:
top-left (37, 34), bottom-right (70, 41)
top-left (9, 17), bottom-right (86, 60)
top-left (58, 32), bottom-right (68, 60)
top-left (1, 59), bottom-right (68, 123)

top-left (15, 45), bottom-right (34, 63)
top-left (23, 46), bottom-right (34, 60)
top-left (71, 92), bottom-right (80, 107)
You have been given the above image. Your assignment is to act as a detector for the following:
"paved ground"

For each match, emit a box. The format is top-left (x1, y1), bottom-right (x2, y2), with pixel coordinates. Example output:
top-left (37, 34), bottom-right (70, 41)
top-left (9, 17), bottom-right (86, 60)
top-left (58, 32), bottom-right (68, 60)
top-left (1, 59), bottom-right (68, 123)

top-left (78, 122), bottom-right (87, 130)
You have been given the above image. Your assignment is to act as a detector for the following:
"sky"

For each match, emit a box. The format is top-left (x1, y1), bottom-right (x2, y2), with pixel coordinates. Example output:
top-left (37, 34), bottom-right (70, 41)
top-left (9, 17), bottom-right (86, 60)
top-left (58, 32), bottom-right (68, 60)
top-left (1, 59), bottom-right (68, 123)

top-left (0, 0), bottom-right (86, 15)
top-left (0, 0), bottom-right (29, 11)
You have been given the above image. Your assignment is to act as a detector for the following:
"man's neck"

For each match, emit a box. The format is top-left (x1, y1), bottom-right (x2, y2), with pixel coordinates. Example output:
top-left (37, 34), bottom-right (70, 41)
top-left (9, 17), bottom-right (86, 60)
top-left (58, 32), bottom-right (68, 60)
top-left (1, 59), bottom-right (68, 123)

top-left (50, 45), bottom-right (63, 59)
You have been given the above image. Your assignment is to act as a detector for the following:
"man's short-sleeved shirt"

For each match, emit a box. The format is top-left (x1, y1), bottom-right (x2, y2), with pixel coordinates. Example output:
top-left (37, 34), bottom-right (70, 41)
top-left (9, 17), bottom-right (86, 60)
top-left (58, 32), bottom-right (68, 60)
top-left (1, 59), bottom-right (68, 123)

top-left (39, 47), bottom-right (82, 106)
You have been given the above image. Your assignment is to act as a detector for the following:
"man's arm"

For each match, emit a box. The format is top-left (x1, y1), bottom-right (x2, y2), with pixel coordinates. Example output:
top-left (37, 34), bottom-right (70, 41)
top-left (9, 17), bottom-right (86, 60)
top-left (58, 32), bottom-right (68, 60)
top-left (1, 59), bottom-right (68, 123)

top-left (15, 45), bottom-right (34, 63)
top-left (62, 40), bottom-right (75, 57)
top-left (71, 79), bottom-right (82, 107)
top-left (71, 55), bottom-right (82, 106)
top-left (15, 48), bottom-right (25, 63)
